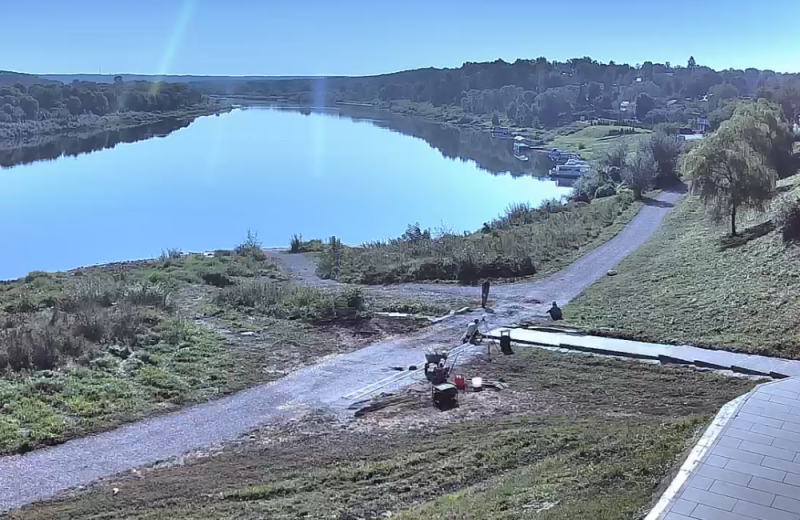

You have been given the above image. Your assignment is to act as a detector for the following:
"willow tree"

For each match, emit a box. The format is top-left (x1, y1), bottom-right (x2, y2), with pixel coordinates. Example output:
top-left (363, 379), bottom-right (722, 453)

top-left (683, 112), bottom-right (777, 236)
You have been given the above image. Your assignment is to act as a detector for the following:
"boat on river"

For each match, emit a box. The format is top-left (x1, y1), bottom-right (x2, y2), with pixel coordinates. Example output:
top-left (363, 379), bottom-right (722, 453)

top-left (549, 158), bottom-right (590, 178)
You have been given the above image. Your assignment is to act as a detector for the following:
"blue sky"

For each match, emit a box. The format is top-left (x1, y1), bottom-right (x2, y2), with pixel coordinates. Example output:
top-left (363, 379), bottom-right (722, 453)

top-left (2, 0), bottom-right (798, 76)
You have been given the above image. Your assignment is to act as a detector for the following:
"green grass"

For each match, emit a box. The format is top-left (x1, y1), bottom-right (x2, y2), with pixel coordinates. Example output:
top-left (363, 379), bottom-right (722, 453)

top-left (566, 174), bottom-right (800, 359)
top-left (318, 194), bottom-right (642, 284)
top-left (0, 239), bottom-right (365, 455)
top-left (0, 321), bottom-right (240, 454)
top-left (548, 124), bottom-right (651, 161)
top-left (13, 349), bottom-right (755, 520)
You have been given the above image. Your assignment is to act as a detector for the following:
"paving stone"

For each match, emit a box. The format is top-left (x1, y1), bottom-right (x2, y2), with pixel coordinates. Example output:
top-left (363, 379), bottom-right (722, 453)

top-left (733, 500), bottom-right (800, 520)
top-left (785, 472), bottom-right (800, 487)
top-left (691, 503), bottom-right (762, 520)
top-left (689, 475), bottom-right (716, 491)
top-left (762, 387), bottom-right (800, 400)
top-left (729, 418), bottom-right (754, 431)
top-left (706, 455), bottom-right (730, 469)
top-left (752, 423), bottom-right (800, 443)
top-left (739, 440), bottom-right (798, 462)
top-left (726, 459), bottom-right (787, 482)
top-left (681, 487), bottom-right (737, 511)
top-left (762, 456), bottom-right (800, 476)
top-left (717, 436), bottom-right (742, 449)
top-left (724, 427), bottom-right (775, 447)
top-left (770, 395), bottom-right (800, 408)
top-left (749, 476), bottom-right (800, 499)
top-left (698, 464), bottom-right (753, 486)
top-left (664, 514), bottom-right (694, 520)
top-left (670, 498), bottom-right (698, 516)
top-left (709, 480), bottom-right (775, 506)
top-left (774, 496), bottom-right (800, 515)
top-left (738, 411), bottom-right (784, 429)
top-left (712, 445), bottom-right (764, 465)
top-left (775, 437), bottom-right (800, 452)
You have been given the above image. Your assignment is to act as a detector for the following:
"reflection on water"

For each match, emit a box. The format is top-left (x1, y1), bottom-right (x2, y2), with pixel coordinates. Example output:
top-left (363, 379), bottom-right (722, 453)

top-left (2, 105), bottom-right (558, 179)
top-left (251, 105), bottom-right (557, 178)
top-left (0, 118), bottom-right (195, 169)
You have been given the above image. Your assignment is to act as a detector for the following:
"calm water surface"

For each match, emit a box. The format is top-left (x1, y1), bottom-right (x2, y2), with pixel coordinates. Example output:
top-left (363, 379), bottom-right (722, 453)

top-left (0, 107), bottom-right (570, 280)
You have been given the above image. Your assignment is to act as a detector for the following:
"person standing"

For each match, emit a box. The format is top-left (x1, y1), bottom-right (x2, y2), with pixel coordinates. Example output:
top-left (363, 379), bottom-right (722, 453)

top-left (481, 279), bottom-right (491, 308)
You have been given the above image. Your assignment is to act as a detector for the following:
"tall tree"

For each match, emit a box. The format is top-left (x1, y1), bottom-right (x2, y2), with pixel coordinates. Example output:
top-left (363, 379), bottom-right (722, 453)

top-left (622, 145), bottom-right (657, 199)
top-left (683, 113), bottom-right (777, 236)
top-left (635, 93), bottom-right (656, 121)
top-left (646, 132), bottom-right (684, 186)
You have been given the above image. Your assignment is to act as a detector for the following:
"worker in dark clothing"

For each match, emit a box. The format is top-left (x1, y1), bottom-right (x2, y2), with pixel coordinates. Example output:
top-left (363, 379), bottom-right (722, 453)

top-left (547, 301), bottom-right (563, 321)
top-left (481, 279), bottom-right (491, 308)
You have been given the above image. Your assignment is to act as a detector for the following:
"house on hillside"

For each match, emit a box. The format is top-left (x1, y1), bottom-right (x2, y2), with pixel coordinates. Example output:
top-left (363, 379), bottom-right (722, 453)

top-left (620, 100), bottom-right (636, 114)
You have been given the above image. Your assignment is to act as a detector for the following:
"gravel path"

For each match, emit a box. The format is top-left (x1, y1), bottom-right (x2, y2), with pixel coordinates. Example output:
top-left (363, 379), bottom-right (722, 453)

top-left (0, 189), bottom-right (683, 512)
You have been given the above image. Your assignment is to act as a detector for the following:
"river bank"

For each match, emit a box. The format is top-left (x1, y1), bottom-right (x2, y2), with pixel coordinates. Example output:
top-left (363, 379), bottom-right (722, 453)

top-left (0, 102), bottom-right (232, 153)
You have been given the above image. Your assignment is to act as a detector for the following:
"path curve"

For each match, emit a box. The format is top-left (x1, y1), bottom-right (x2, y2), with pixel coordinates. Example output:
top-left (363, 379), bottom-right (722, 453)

top-left (0, 189), bottom-right (683, 512)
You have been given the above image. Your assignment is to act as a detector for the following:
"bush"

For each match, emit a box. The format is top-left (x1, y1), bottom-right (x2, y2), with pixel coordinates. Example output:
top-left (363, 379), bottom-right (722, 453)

top-left (289, 234), bottom-right (324, 254)
top-left (290, 234), bottom-right (303, 253)
top-left (201, 271), bottom-right (234, 288)
top-left (646, 132), bottom-right (683, 187)
top-left (622, 145), bottom-right (657, 199)
top-left (316, 236), bottom-right (344, 280)
top-left (24, 271), bottom-right (48, 284)
top-left (214, 281), bottom-right (365, 322)
top-left (594, 184), bottom-right (617, 199)
top-left (234, 229), bottom-right (266, 261)
top-left (775, 198), bottom-right (800, 243)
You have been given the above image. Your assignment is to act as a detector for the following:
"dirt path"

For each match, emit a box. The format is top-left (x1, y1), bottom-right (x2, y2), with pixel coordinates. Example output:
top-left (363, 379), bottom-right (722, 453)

top-left (0, 189), bottom-right (682, 512)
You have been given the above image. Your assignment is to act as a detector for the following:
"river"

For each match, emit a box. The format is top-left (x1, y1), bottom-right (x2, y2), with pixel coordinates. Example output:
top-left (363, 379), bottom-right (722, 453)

top-left (0, 106), bottom-right (571, 280)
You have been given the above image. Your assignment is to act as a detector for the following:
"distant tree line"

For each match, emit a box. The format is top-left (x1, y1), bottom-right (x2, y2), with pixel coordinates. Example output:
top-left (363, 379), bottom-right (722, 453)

top-left (199, 56), bottom-right (800, 130)
top-left (0, 79), bottom-right (204, 123)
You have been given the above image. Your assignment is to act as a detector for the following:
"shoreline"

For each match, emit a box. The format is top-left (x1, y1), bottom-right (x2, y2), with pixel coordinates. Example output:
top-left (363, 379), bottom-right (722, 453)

top-left (0, 103), bottom-right (233, 153)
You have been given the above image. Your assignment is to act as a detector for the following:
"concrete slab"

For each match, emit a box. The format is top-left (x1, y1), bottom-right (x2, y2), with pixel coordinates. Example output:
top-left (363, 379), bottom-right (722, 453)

top-left (486, 328), bottom-right (800, 378)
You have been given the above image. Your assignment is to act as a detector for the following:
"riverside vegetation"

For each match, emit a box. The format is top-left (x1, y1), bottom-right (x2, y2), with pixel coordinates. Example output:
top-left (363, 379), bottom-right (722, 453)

top-left (0, 233), bottom-right (431, 455)
top-left (0, 73), bottom-right (221, 146)
top-left (312, 193), bottom-right (642, 284)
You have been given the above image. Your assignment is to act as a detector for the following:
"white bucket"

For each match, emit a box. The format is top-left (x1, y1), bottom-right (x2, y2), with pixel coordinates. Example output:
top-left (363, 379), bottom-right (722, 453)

top-left (472, 377), bottom-right (483, 389)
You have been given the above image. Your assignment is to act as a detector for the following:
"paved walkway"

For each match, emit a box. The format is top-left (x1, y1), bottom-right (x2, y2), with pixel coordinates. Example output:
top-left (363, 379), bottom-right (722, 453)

top-left (651, 378), bottom-right (800, 520)
top-left (0, 190), bottom-right (684, 511)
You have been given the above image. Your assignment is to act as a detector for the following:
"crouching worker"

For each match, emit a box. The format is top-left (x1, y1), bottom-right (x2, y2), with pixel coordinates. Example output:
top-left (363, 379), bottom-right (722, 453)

top-left (462, 319), bottom-right (482, 344)
top-left (547, 301), bottom-right (563, 321)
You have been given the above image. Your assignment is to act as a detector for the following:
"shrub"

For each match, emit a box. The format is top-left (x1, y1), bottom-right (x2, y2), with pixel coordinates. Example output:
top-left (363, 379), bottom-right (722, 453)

top-left (201, 271), bottom-right (234, 288)
top-left (4, 331), bottom-right (31, 371)
top-left (316, 236), bottom-right (344, 280)
top-left (290, 234), bottom-right (303, 253)
top-left (622, 145), bottom-right (657, 199)
top-left (24, 271), bottom-right (48, 284)
top-left (775, 198), bottom-right (800, 243)
top-left (122, 281), bottom-right (172, 308)
top-left (234, 229), bottom-right (266, 261)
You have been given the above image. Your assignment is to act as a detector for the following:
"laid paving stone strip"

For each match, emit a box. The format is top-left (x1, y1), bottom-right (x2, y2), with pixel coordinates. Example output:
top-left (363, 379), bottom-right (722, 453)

top-left (647, 378), bottom-right (800, 520)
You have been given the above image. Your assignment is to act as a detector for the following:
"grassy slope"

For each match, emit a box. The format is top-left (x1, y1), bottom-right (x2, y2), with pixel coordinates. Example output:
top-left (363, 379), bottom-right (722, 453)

top-left (548, 125), bottom-right (651, 161)
top-left (12, 349), bottom-right (756, 520)
top-left (566, 174), bottom-right (800, 358)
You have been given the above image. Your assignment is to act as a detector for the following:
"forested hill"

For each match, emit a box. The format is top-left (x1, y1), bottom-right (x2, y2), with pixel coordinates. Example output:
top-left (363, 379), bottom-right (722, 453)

top-left (0, 77), bottom-right (205, 123)
top-left (203, 57), bottom-right (800, 129)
